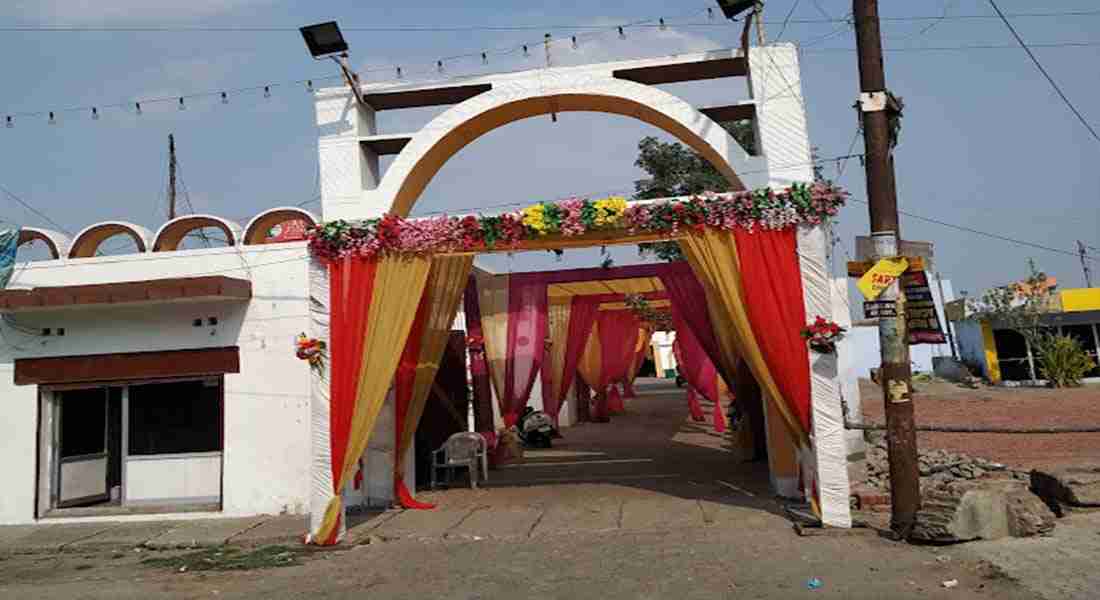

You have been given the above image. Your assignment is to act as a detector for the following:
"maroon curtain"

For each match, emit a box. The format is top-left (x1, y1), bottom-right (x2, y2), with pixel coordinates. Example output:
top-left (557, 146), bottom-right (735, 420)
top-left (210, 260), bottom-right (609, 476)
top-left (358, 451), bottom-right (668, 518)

top-left (732, 228), bottom-right (812, 433)
top-left (463, 275), bottom-right (494, 432)
top-left (597, 310), bottom-right (641, 389)
top-left (553, 296), bottom-right (600, 418)
top-left (659, 263), bottom-right (730, 387)
top-left (671, 315), bottom-right (720, 404)
top-left (504, 274), bottom-right (549, 426)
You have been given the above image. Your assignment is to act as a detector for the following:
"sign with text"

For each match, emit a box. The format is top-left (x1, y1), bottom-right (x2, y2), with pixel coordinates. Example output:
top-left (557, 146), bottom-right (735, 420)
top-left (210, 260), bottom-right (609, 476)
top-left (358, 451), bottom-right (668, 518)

top-left (863, 300), bottom-right (898, 319)
top-left (857, 257), bottom-right (909, 300)
top-left (902, 270), bottom-right (947, 344)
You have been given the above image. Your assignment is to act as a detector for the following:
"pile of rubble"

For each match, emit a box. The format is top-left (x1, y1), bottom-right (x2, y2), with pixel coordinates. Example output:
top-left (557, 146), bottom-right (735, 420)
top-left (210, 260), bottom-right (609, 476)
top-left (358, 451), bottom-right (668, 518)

top-left (864, 435), bottom-right (1011, 491)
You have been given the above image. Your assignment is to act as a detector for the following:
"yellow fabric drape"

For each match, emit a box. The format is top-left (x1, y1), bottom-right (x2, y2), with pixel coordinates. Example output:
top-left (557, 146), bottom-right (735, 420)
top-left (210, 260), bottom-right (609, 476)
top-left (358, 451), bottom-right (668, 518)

top-left (625, 326), bottom-right (652, 385)
top-left (318, 254), bottom-right (432, 540)
top-left (576, 324), bottom-right (602, 389)
top-left (546, 301), bottom-right (573, 406)
top-left (476, 270), bottom-right (509, 410)
top-left (677, 229), bottom-right (809, 448)
top-left (397, 255), bottom-right (476, 469)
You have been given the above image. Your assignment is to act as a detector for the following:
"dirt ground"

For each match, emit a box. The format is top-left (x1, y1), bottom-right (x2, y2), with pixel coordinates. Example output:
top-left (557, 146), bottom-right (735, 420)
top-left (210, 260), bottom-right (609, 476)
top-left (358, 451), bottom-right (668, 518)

top-left (860, 379), bottom-right (1100, 470)
top-left (0, 379), bottom-right (1039, 599)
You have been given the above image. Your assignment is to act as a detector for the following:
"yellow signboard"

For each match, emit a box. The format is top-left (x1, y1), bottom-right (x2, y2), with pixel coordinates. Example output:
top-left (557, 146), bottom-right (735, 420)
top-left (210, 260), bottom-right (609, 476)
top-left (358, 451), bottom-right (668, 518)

top-left (857, 257), bottom-right (909, 300)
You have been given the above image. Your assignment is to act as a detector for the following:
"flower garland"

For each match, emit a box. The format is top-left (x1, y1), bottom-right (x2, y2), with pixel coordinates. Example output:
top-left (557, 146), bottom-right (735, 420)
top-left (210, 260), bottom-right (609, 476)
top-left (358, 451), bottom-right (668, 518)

top-left (307, 182), bottom-right (846, 261)
top-left (295, 333), bottom-right (327, 374)
top-left (624, 294), bottom-right (673, 331)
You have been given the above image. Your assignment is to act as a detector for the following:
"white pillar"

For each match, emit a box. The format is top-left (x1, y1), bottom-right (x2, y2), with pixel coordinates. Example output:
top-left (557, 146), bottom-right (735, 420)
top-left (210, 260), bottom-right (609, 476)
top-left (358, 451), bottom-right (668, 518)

top-left (315, 89), bottom-right (385, 221)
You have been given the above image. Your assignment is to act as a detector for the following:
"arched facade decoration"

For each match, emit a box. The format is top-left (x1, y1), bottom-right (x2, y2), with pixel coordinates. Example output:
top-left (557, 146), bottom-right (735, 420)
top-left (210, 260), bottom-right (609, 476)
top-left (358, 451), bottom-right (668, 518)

top-left (17, 227), bottom-right (70, 260)
top-left (152, 215), bottom-right (242, 252)
top-left (242, 207), bottom-right (318, 245)
top-left (379, 82), bottom-right (763, 217)
top-left (68, 221), bottom-right (152, 259)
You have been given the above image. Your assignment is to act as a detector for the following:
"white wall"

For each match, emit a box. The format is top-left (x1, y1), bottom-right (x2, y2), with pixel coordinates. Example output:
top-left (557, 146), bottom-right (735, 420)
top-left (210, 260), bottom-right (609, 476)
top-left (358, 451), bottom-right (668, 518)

top-left (125, 454), bottom-right (221, 504)
top-left (955, 319), bottom-right (989, 378)
top-left (0, 243), bottom-right (313, 523)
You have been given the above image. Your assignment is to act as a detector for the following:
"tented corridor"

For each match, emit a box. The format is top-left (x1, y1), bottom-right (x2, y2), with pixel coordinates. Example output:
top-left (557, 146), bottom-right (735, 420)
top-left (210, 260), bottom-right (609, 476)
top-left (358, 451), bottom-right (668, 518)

top-left (409, 378), bottom-right (780, 526)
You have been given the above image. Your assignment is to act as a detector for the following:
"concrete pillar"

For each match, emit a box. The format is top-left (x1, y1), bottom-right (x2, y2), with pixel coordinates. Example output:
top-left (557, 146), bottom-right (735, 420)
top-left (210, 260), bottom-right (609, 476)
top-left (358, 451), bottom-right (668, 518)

top-left (315, 90), bottom-right (385, 220)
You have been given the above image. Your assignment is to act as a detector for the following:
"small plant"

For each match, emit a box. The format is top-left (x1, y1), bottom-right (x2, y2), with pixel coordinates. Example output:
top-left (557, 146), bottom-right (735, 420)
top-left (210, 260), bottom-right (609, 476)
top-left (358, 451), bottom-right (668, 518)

top-left (800, 316), bottom-right (846, 354)
top-left (1035, 334), bottom-right (1095, 388)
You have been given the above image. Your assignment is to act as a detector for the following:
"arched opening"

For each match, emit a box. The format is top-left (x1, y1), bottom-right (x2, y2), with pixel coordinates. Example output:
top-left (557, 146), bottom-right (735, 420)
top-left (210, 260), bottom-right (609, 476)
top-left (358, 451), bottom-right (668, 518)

top-left (242, 208), bottom-right (318, 245)
top-left (16, 228), bottom-right (68, 261)
top-left (68, 222), bottom-right (151, 259)
top-left (385, 90), bottom-right (753, 217)
top-left (152, 215), bottom-right (241, 252)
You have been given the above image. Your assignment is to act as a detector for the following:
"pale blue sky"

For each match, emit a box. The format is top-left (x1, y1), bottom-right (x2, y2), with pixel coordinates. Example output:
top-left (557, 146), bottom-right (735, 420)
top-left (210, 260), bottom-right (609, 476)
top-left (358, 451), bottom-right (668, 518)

top-left (1, 1), bottom-right (1098, 292)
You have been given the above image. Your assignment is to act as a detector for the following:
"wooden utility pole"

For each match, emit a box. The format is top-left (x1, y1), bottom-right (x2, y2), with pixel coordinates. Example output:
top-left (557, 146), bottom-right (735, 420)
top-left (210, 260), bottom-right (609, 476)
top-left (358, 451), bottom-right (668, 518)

top-left (754, 2), bottom-right (765, 46)
top-left (853, 0), bottom-right (921, 536)
top-left (167, 134), bottom-right (177, 220)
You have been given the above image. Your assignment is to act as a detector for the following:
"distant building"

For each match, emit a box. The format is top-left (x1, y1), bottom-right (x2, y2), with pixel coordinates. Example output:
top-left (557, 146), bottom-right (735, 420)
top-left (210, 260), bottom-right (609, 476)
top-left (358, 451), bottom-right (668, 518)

top-left (948, 284), bottom-right (1100, 383)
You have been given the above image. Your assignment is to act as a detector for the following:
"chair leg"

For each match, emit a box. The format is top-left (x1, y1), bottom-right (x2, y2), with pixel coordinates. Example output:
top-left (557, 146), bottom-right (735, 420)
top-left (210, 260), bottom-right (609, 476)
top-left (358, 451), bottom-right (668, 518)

top-left (481, 454), bottom-right (489, 482)
top-left (470, 464), bottom-right (478, 489)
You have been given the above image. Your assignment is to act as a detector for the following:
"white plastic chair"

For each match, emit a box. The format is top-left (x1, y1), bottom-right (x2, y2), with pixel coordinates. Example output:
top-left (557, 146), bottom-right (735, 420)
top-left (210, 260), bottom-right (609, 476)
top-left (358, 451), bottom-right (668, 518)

top-left (431, 432), bottom-right (489, 489)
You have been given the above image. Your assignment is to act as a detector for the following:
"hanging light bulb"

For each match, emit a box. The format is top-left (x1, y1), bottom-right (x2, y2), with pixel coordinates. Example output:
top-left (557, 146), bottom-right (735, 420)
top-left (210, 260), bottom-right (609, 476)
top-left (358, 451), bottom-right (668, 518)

top-left (135, 102), bottom-right (142, 115)
top-left (522, 44), bottom-right (529, 57)
top-left (396, 66), bottom-right (403, 79)
top-left (263, 86), bottom-right (271, 99)
top-left (618, 26), bottom-right (626, 39)
top-left (178, 97), bottom-right (186, 110)
top-left (571, 35), bottom-right (578, 50)
top-left (659, 18), bottom-right (667, 31)
top-left (306, 80), bottom-right (313, 92)
top-left (5, 116), bottom-right (12, 129)
top-left (91, 107), bottom-right (99, 120)
top-left (708, 7), bottom-right (715, 20)
top-left (437, 60), bottom-right (444, 74)
top-left (48, 111), bottom-right (56, 125)
top-left (481, 52), bottom-right (488, 65)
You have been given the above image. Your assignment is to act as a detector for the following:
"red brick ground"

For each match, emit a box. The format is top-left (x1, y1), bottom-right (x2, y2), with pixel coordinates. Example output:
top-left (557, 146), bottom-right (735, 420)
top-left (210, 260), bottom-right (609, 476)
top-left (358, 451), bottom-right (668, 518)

top-left (860, 379), bottom-right (1100, 471)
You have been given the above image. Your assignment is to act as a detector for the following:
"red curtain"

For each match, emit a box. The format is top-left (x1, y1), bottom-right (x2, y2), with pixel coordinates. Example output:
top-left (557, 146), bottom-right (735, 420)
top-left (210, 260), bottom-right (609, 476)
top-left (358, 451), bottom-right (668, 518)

top-left (732, 228), bottom-right (812, 433)
top-left (328, 258), bottom-right (377, 508)
top-left (394, 289), bottom-right (434, 510)
top-left (659, 263), bottom-right (730, 388)
top-left (504, 274), bottom-right (549, 426)
top-left (597, 310), bottom-right (640, 389)
top-left (553, 296), bottom-right (599, 420)
top-left (673, 337), bottom-right (723, 430)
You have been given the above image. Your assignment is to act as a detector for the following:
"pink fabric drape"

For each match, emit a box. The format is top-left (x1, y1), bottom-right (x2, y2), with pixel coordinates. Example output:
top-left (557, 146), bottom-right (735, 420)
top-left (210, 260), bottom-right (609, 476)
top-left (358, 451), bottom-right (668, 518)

top-left (504, 274), bottom-right (549, 426)
top-left (463, 275), bottom-right (494, 433)
top-left (671, 321), bottom-right (719, 404)
top-left (597, 310), bottom-right (640, 389)
top-left (660, 263), bottom-right (729, 387)
top-left (685, 386), bottom-right (706, 422)
top-left (553, 296), bottom-right (600, 419)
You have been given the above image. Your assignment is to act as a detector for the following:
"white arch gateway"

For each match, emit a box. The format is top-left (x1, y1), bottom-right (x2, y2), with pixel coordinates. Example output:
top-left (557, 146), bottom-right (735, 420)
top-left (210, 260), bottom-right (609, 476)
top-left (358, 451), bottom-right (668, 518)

top-left (310, 44), bottom-right (857, 530)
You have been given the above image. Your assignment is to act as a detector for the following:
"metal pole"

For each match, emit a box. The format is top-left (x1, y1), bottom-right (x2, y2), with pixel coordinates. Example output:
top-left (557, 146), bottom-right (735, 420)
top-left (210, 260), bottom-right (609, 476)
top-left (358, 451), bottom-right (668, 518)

top-left (853, 0), bottom-right (921, 537)
top-left (754, 2), bottom-right (766, 46)
top-left (167, 134), bottom-right (177, 221)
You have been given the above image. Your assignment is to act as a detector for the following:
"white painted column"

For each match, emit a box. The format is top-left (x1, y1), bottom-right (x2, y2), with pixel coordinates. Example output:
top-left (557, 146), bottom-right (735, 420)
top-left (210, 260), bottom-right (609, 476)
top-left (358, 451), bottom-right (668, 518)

top-left (315, 90), bottom-right (384, 221)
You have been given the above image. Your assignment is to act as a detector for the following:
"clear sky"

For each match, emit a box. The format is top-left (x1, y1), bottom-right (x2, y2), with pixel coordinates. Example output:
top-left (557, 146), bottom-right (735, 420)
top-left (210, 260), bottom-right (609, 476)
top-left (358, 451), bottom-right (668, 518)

top-left (1, 1), bottom-right (1098, 293)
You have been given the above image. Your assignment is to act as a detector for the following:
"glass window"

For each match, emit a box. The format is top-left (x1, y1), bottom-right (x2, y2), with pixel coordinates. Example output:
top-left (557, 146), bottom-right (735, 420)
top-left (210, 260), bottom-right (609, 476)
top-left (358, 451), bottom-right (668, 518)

top-left (128, 379), bottom-right (222, 455)
top-left (59, 388), bottom-right (106, 458)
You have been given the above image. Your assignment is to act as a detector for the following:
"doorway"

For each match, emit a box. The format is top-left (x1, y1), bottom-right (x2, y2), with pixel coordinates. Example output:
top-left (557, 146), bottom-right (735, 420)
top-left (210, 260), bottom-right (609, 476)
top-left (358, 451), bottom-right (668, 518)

top-left (55, 387), bottom-right (123, 508)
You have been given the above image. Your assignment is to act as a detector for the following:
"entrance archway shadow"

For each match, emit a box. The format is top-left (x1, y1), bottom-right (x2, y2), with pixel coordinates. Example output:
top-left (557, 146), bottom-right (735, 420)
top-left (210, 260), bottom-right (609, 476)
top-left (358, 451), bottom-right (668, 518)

top-left (417, 378), bottom-right (786, 520)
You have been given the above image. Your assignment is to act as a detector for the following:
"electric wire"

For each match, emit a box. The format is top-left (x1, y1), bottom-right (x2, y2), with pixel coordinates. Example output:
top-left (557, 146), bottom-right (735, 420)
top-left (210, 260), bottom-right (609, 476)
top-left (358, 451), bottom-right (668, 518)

top-left (986, 0), bottom-right (1100, 144)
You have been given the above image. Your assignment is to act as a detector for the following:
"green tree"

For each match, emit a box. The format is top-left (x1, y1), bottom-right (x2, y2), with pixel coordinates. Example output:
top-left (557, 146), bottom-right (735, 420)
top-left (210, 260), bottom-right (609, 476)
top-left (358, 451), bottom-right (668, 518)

top-left (632, 120), bottom-right (756, 199)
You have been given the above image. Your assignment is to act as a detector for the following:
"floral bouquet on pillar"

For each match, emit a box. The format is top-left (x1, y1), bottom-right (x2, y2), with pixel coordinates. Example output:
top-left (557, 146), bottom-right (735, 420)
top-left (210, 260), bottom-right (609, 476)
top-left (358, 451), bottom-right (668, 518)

top-left (295, 333), bottom-right (328, 374)
top-left (800, 316), bottom-right (846, 355)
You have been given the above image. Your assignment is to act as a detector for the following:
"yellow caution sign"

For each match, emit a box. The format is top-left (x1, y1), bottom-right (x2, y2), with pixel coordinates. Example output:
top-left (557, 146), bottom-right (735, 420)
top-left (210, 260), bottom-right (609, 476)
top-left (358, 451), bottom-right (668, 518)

top-left (857, 257), bottom-right (909, 300)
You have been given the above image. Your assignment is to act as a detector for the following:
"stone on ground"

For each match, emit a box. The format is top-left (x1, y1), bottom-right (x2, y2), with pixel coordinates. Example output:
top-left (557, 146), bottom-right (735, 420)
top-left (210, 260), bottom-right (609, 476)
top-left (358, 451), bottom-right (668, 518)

top-left (911, 481), bottom-right (1054, 543)
top-left (1030, 466), bottom-right (1100, 510)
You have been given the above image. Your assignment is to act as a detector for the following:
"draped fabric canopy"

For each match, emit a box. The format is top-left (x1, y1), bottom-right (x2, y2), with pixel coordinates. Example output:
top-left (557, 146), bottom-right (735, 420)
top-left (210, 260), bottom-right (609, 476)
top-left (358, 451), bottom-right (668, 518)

top-left (542, 301), bottom-right (573, 425)
top-left (310, 255), bottom-right (432, 545)
top-left (394, 255), bottom-right (475, 509)
top-left (504, 274), bottom-right (549, 426)
top-left (555, 296), bottom-right (600, 422)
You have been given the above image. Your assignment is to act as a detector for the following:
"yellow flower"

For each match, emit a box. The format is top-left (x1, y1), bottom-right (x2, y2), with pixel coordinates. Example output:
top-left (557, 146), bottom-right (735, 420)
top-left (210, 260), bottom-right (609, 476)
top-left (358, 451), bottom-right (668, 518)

top-left (593, 196), bottom-right (627, 227)
top-left (522, 203), bottom-right (549, 234)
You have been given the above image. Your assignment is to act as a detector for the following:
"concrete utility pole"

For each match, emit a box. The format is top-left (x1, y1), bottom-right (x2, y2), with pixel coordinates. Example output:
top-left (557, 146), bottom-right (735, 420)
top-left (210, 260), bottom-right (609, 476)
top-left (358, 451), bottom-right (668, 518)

top-left (853, 0), bottom-right (921, 536)
top-left (1078, 241), bottom-right (1093, 287)
top-left (167, 134), bottom-right (177, 220)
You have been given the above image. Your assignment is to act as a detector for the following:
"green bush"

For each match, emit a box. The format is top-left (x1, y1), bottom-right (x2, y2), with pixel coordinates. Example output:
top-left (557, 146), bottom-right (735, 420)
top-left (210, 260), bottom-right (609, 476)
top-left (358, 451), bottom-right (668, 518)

top-left (1035, 334), bottom-right (1095, 388)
